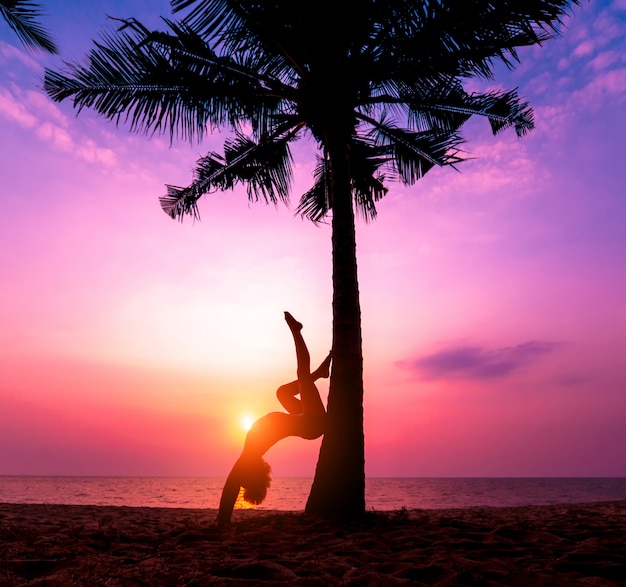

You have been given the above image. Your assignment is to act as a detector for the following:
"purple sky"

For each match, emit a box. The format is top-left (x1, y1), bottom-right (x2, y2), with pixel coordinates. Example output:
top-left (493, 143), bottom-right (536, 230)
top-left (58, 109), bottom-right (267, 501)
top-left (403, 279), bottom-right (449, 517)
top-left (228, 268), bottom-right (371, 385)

top-left (1, 0), bottom-right (625, 478)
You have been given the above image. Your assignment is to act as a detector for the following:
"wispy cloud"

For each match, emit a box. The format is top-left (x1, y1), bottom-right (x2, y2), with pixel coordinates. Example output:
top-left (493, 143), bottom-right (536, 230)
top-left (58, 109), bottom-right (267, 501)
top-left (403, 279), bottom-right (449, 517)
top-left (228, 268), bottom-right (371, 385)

top-left (573, 39), bottom-right (595, 58)
top-left (0, 88), bottom-right (38, 127)
top-left (0, 86), bottom-right (117, 167)
top-left (0, 40), bottom-right (40, 70)
top-left (533, 64), bottom-right (626, 141)
top-left (579, 67), bottom-right (626, 102)
top-left (587, 50), bottom-right (622, 72)
top-left (400, 341), bottom-right (559, 381)
top-left (420, 136), bottom-right (542, 203)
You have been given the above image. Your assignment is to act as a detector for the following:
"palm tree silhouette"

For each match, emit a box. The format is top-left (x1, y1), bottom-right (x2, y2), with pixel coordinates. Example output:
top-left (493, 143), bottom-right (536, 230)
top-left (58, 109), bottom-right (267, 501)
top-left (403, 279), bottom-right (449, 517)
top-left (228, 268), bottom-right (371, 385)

top-left (0, 0), bottom-right (56, 53)
top-left (44, 0), bottom-right (579, 519)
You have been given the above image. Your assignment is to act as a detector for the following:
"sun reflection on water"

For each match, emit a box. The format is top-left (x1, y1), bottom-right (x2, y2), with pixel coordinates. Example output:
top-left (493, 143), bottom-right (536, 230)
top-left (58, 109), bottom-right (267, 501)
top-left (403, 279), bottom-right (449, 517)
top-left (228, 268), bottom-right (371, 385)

top-left (234, 487), bottom-right (256, 510)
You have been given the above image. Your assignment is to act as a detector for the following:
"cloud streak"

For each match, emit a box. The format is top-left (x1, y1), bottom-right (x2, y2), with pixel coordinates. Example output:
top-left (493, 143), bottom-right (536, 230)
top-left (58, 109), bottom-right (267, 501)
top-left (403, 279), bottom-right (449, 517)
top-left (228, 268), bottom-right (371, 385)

top-left (401, 341), bottom-right (559, 381)
top-left (0, 86), bottom-right (117, 167)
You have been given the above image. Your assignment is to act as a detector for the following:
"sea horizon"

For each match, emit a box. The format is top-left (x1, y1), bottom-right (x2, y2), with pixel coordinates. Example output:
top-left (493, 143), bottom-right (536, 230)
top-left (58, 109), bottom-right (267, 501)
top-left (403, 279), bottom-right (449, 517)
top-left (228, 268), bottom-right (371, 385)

top-left (2, 476), bottom-right (625, 512)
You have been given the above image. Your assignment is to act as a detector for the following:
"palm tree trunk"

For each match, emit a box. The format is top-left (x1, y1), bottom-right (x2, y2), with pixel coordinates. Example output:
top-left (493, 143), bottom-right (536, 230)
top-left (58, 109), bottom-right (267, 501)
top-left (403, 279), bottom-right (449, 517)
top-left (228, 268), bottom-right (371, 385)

top-left (305, 138), bottom-right (366, 518)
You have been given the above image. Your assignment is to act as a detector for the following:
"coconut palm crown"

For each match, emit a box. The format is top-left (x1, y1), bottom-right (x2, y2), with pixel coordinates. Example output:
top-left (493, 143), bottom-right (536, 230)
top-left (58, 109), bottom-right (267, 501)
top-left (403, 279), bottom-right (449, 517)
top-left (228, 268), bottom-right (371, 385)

top-left (44, 0), bottom-right (580, 518)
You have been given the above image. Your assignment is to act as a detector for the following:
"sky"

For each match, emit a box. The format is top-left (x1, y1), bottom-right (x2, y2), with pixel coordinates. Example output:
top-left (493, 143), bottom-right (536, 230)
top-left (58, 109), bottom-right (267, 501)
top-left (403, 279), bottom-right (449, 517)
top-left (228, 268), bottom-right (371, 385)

top-left (1, 1), bottom-right (625, 480)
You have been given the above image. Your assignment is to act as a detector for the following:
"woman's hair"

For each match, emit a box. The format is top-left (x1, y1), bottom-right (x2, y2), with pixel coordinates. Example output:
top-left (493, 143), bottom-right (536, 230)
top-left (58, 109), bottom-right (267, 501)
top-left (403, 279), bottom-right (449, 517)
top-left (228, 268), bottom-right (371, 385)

top-left (240, 457), bottom-right (272, 505)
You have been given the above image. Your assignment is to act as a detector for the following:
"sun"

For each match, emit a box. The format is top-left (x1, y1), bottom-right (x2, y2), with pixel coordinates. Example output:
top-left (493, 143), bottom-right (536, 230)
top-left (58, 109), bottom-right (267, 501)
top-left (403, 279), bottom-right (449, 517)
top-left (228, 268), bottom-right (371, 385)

top-left (240, 414), bottom-right (255, 432)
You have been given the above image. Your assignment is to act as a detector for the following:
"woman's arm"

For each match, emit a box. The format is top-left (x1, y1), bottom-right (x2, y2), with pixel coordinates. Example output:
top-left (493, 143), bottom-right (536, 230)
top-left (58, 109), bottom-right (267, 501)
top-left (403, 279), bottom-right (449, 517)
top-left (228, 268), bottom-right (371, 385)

top-left (217, 466), bottom-right (241, 527)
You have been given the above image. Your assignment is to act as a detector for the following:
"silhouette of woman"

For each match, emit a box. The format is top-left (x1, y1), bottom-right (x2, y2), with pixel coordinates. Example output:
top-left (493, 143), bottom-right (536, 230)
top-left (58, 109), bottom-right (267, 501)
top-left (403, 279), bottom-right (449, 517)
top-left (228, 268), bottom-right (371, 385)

top-left (217, 311), bottom-right (331, 526)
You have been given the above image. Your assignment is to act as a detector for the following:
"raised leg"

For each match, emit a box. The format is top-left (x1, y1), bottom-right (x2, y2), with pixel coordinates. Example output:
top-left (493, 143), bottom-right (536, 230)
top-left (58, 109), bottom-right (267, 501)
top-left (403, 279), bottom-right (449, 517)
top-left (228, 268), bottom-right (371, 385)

top-left (284, 311), bottom-right (309, 379)
top-left (284, 312), bottom-right (327, 416)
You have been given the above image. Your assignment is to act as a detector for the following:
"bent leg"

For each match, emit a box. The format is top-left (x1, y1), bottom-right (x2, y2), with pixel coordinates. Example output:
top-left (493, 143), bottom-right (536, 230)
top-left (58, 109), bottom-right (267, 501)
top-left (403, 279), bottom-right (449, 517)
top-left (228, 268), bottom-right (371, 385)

top-left (277, 353), bottom-right (331, 414)
top-left (276, 381), bottom-right (302, 414)
top-left (284, 312), bottom-right (328, 416)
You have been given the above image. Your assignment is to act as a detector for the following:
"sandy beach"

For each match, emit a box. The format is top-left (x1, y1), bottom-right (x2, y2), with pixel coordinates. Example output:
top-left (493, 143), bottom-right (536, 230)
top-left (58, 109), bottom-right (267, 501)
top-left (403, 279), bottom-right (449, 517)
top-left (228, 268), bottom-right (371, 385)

top-left (1, 501), bottom-right (625, 585)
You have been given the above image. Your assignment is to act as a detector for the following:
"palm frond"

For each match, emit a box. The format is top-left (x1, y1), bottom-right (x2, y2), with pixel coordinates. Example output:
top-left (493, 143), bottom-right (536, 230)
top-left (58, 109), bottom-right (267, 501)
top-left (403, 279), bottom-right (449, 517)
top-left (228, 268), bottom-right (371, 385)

top-left (349, 138), bottom-right (388, 222)
top-left (363, 77), bottom-right (471, 133)
top-left (204, 131), bottom-right (294, 203)
top-left (408, 84), bottom-right (534, 138)
top-left (172, 0), bottom-right (242, 43)
top-left (296, 140), bottom-right (389, 223)
top-left (159, 184), bottom-right (202, 221)
top-left (160, 129), bottom-right (296, 220)
top-left (146, 17), bottom-right (296, 98)
top-left (470, 88), bottom-right (534, 137)
top-left (295, 155), bottom-right (331, 223)
top-left (43, 17), bottom-right (286, 143)
top-left (365, 0), bottom-right (580, 81)
top-left (364, 117), bottom-right (464, 185)
top-left (0, 0), bottom-right (57, 53)
top-left (365, 78), bottom-right (534, 139)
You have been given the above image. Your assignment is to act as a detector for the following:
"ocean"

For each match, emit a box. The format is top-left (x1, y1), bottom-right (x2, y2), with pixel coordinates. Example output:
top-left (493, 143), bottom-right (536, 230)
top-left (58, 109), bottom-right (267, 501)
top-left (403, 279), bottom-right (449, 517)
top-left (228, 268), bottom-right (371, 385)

top-left (1, 477), bottom-right (625, 511)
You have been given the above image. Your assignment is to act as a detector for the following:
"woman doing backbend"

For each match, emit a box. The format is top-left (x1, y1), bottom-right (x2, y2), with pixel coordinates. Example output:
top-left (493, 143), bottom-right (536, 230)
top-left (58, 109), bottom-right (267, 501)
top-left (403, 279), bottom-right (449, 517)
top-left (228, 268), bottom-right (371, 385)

top-left (217, 311), bottom-right (331, 526)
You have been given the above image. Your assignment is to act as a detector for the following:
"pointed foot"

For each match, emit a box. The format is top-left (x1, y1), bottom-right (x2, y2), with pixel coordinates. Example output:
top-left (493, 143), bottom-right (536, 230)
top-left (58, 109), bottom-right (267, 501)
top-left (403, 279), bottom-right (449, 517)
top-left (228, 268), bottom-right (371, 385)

top-left (284, 311), bottom-right (303, 332)
top-left (314, 351), bottom-right (332, 379)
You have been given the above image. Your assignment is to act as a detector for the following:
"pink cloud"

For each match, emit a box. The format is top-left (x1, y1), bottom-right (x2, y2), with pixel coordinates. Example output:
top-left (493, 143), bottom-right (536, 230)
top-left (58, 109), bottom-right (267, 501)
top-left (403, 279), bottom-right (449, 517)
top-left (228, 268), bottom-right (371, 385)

top-left (572, 67), bottom-right (626, 107)
top-left (591, 9), bottom-right (625, 43)
top-left (1, 85), bottom-right (119, 167)
top-left (557, 57), bottom-right (569, 71)
top-left (420, 136), bottom-right (541, 202)
top-left (75, 139), bottom-right (117, 166)
top-left (36, 121), bottom-right (74, 151)
top-left (573, 39), bottom-right (595, 58)
top-left (534, 64), bottom-right (626, 138)
top-left (0, 88), bottom-right (37, 127)
top-left (587, 50), bottom-right (621, 71)
top-left (0, 40), bottom-right (40, 70)
top-left (24, 88), bottom-right (68, 125)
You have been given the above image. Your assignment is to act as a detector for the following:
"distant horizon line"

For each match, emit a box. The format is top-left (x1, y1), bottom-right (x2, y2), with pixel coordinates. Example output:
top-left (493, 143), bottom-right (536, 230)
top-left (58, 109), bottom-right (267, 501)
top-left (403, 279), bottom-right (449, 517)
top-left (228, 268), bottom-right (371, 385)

top-left (2, 474), bottom-right (624, 479)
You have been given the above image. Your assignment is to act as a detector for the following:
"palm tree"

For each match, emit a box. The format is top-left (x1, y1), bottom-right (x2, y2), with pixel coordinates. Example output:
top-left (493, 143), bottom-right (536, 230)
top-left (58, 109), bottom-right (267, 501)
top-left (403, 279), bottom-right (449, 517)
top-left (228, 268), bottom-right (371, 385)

top-left (0, 0), bottom-right (56, 53)
top-left (44, 0), bottom-right (579, 519)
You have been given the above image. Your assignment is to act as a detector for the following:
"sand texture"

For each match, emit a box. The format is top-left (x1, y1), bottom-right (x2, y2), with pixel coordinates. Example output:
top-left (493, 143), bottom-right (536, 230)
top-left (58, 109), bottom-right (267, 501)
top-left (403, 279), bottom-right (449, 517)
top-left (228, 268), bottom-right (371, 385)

top-left (1, 501), bottom-right (625, 585)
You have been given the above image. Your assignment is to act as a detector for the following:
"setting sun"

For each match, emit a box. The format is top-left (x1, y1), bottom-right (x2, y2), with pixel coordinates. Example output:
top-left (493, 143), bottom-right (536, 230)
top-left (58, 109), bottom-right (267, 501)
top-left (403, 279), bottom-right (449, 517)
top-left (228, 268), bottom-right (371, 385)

top-left (240, 415), bottom-right (255, 432)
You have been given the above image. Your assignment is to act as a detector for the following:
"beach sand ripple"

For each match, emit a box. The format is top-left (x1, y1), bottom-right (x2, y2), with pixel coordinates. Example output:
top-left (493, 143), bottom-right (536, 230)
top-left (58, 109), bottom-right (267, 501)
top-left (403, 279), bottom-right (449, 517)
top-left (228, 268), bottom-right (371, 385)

top-left (1, 501), bottom-right (625, 585)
